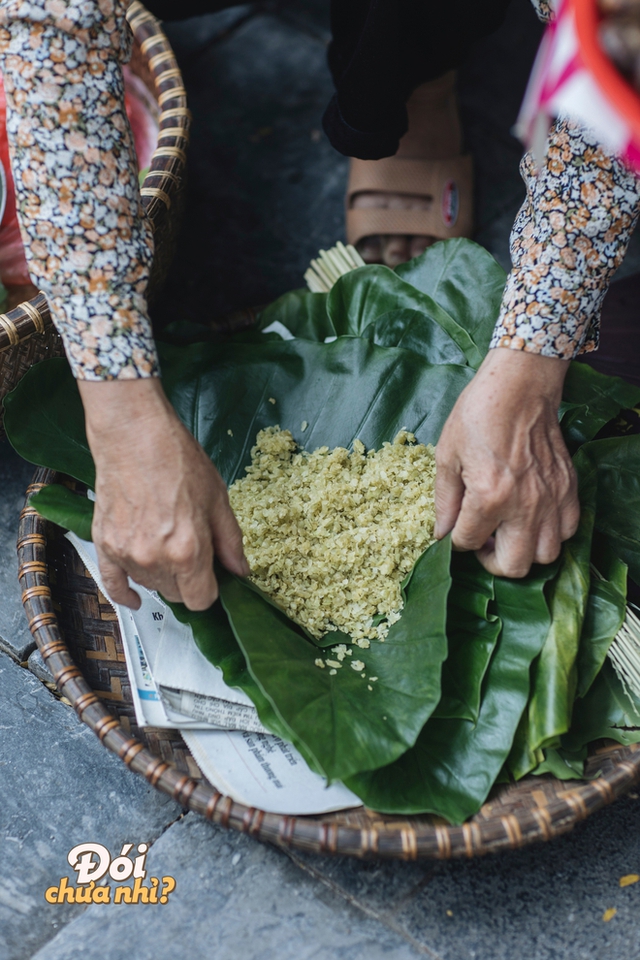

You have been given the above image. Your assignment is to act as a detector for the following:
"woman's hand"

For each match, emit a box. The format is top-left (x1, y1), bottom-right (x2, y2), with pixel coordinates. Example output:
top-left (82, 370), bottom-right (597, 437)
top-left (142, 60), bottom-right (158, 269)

top-left (434, 348), bottom-right (580, 577)
top-left (78, 378), bottom-right (249, 611)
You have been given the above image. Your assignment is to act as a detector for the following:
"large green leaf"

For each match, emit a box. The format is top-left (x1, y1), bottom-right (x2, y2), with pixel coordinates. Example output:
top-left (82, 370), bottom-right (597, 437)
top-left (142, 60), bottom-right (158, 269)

top-left (252, 241), bottom-right (505, 367)
top-left (575, 543), bottom-right (627, 699)
top-left (255, 289), bottom-right (335, 342)
top-left (361, 310), bottom-right (469, 366)
top-left (506, 451), bottom-right (598, 780)
top-left (3, 358), bottom-right (94, 486)
top-left (7, 342), bottom-right (470, 783)
top-left (327, 265), bottom-right (484, 368)
top-left (160, 338), bottom-right (474, 484)
top-left (6, 342), bottom-right (475, 491)
top-left (29, 485), bottom-right (94, 542)
top-left (251, 248), bottom-right (640, 454)
top-left (584, 435), bottom-right (640, 585)
top-left (167, 593), bottom-right (299, 748)
top-left (395, 239), bottom-right (507, 358)
top-left (560, 363), bottom-right (640, 449)
top-left (525, 449), bottom-right (597, 752)
top-left (530, 745), bottom-right (588, 780)
top-left (433, 553), bottom-right (500, 722)
top-left (345, 561), bottom-right (558, 822)
top-left (562, 659), bottom-right (640, 751)
top-left (218, 537), bottom-right (452, 782)
top-left (8, 252), bottom-right (640, 814)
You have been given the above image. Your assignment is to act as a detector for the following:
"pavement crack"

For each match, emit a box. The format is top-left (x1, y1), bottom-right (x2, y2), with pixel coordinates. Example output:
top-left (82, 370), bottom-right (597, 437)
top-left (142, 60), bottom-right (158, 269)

top-left (278, 846), bottom-right (445, 960)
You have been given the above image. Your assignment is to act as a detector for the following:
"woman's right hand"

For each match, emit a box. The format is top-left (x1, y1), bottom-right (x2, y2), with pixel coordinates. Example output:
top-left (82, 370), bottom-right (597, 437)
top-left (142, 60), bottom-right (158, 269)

top-left (434, 348), bottom-right (580, 578)
top-left (78, 377), bottom-right (249, 611)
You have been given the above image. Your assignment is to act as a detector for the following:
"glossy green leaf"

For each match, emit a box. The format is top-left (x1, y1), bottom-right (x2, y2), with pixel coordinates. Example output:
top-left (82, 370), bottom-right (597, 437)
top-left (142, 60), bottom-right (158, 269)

top-left (509, 532), bottom-right (626, 778)
top-left (8, 253), bottom-right (640, 813)
top-left (395, 239), bottom-right (507, 358)
top-left (166, 592), bottom-right (299, 747)
top-left (255, 289), bottom-right (334, 342)
top-left (585, 435), bottom-right (640, 584)
top-left (525, 450), bottom-right (598, 753)
top-left (432, 552), bottom-right (500, 722)
top-left (6, 342), bottom-right (469, 783)
top-left (345, 562), bottom-right (558, 822)
top-left (507, 452), bottom-right (598, 780)
top-left (218, 537), bottom-right (452, 782)
top-left (30, 485), bottom-right (94, 542)
top-left (327, 265), bottom-right (483, 368)
top-left (563, 659), bottom-right (640, 751)
top-left (530, 746), bottom-right (587, 780)
top-left (576, 544), bottom-right (627, 699)
top-left (5, 341), bottom-right (475, 494)
top-left (360, 310), bottom-right (469, 366)
top-left (560, 363), bottom-right (640, 448)
top-left (3, 357), bottom-right (94, 485)
top-left (160, 339), bottom-right (475, 485)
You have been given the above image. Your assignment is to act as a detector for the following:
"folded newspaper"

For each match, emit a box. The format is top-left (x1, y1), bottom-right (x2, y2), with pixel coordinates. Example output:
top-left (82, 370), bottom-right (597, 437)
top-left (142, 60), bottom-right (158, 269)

top-left (67, 533), bottom-right (360, 816)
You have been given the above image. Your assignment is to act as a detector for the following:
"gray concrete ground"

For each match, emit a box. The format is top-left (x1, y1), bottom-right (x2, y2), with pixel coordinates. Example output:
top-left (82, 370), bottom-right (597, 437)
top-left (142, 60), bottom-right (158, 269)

top-left (3, 0), bottom-right (640, 957)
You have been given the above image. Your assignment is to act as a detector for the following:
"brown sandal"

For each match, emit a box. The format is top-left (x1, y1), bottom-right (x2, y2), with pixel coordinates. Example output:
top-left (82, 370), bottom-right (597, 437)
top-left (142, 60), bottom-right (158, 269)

top-left (345, 72), bottom-right (474, 248)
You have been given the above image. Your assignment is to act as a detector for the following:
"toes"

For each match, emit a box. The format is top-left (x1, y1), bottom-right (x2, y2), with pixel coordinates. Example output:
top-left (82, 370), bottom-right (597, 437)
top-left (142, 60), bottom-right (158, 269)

top-left (356, 236), bottom-right (384, 263)
top-left (356, 234), bottom-right (438, 268)
top-left (382, 235), bottom-right (411, 268)
top-left (409, 235), bottom-right (437, 260)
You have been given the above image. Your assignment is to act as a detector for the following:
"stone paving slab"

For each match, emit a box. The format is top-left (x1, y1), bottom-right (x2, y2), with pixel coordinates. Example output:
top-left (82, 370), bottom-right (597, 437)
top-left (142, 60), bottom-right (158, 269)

top-left (290, 794), bottom-right (640, 960)
top-left (0, 440), bottom-right (37, 662)
top-left (31, 814), bottom-right (423, 960)
top-left (0, 652), bottom-right (182, 960)
top-left (26, 793), bottom-right (640, 960)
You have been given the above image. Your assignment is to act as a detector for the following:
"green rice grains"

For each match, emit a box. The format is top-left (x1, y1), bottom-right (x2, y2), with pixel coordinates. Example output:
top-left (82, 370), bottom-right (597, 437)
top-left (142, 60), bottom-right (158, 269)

top-left (228, 426), bottom-right (438, 644)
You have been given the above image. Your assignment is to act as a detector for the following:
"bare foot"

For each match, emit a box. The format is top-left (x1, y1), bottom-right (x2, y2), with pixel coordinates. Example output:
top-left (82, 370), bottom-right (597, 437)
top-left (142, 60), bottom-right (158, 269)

top-left (352, 190), bottom-right (437, 266)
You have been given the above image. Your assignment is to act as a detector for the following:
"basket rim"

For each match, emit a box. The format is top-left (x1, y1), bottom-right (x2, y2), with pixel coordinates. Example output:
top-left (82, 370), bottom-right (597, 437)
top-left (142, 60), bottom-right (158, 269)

top-left (0, 0), bottom-right (189, 357)
top-left (16, 467), bottom-right (640, 860)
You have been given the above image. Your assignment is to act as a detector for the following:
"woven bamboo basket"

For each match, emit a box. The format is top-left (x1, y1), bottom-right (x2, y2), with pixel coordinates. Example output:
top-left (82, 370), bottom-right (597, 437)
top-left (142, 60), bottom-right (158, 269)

top-left (17, 468), bottom-right (640, 860)
top-left (0, 1), bottom-right (189, 435)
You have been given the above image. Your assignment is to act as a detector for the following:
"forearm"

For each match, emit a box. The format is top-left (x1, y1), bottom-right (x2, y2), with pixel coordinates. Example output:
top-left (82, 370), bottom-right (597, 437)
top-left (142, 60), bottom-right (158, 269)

top-left (491, 117), bottom-right (640, 359)
top-left (0, 2), bottom-right (158, 380)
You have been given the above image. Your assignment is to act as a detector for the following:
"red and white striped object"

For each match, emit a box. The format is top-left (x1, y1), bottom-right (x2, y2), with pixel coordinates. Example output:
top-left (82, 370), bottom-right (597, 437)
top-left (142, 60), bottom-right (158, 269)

top-left (517, 0), bottom-right (640, 173)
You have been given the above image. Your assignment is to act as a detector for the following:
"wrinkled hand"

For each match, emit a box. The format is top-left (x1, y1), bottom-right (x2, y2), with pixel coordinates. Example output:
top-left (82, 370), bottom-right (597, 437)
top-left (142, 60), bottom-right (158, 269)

top-left (79, 378), bottom-right (249, 610)
top-left (434, 348), bottom-right (580, 577)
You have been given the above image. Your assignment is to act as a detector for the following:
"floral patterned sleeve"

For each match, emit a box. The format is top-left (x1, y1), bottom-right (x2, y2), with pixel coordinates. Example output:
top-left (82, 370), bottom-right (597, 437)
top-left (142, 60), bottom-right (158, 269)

top-left (0, 1), bottom-right (158, 380)
top-left (491, 0), bottom-right (640, 358)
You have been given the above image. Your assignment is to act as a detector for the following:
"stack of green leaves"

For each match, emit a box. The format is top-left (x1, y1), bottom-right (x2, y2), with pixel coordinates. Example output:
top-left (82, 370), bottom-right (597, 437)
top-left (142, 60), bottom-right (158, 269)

top-left (7, 239), bottom-right (640, 824)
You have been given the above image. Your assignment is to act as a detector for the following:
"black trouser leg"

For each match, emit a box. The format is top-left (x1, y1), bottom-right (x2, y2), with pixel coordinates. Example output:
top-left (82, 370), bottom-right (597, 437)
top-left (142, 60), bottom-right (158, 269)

top-left (144, 0), bottom-right (514, 160)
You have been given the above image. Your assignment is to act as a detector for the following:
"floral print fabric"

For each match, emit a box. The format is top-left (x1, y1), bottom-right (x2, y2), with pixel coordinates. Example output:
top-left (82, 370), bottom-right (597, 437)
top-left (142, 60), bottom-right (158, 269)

top-left (0, 1), bottom-right (157, 380)
top-left (0, 0), bottom-right (638, 376)
top-left (491, 0), bottom-right (640, 358)
top-left (490, 119), bottom-right (640, 357)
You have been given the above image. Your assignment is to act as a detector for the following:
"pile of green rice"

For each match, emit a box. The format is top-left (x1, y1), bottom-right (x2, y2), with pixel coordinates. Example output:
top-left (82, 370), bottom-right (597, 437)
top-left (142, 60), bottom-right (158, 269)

top-left (228, 426), bottom-right (438, 643)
